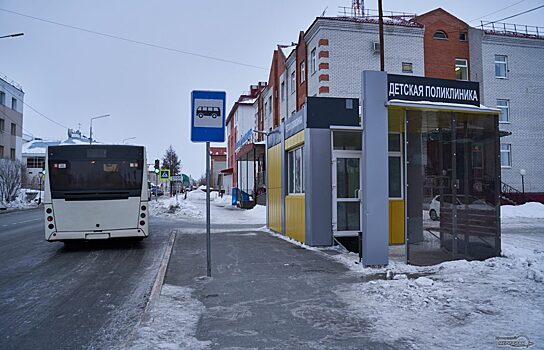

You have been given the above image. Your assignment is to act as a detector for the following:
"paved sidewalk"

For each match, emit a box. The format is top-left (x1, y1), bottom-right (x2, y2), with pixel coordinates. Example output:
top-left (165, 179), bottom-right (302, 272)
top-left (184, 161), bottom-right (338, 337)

top-left (164, 228), bottom-right (404, 350)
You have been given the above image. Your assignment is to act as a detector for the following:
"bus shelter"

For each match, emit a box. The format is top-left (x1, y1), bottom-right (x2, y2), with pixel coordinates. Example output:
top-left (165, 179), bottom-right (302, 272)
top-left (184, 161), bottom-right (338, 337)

top-left (266, 71), bottom-right (501, 266)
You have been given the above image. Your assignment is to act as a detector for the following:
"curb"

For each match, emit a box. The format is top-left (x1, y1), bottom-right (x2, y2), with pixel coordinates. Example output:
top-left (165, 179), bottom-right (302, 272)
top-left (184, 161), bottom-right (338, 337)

top-left (0, 206), bottom-right (41, 215)
top-left (140, 230), bottom-right (176, 325)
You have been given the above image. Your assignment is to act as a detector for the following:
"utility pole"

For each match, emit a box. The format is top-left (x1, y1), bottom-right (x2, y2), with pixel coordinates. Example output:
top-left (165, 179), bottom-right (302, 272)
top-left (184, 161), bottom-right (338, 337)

top-left (378, 0), bottom-right (385, 71)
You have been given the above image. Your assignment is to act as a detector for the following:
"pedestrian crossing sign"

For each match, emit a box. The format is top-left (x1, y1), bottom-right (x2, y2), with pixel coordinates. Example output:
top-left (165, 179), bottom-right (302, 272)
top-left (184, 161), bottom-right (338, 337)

top-left (160, 169), bottom-right (170, 180)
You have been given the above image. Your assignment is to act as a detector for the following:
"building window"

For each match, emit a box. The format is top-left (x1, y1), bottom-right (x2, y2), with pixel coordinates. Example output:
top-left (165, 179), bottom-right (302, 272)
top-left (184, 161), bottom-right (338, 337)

top-left (10, 148), bottom-right (15, 160)
top-left (495, 55), bottom-right (507, 78)
top-left (0, 91), bottom-right (5, 105)
top-left (455, 58), bottom-right (468, 80)
top-left (0, 146), bottom-right (4, 158)
top-left (388, 133), bottom-right (403, 199)
top-left (10, 123), bottom-right (16, 136)
top-left (280, 81), bottom-right (285, 101)
top-left (433, 30), bottom-right (448, 40)
top-left (11, 97), bottom-right (17, 111)
top-left (264, 102), bottom-right (268, 118)
top-left (300, 62), bottom-right (306, 84)
top-left (497, 99), bottom-right (509, 123)
top-left (402, 62), bottom-right (413, 73)
top-left (310, 48), bottom-right (316, 74)
top-left (501, 144), bottom-right (512, 167)
top-left (0, 118), bottom-right (4, 133)
top-left (459, 32), bottom-right (467, 41)
top-left (268, 96), bottom-right (272, 114)
top-left (288, 146), bottom-right (304, 194)
top-left (290, 71), bottom-right (296, 94)
top-left (26, 156), bottom-right (45, 169)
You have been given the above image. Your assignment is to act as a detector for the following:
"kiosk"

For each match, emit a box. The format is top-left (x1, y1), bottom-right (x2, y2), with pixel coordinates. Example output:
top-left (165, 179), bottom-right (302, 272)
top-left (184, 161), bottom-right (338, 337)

top-left (267, 71), bottom-right (501, 266)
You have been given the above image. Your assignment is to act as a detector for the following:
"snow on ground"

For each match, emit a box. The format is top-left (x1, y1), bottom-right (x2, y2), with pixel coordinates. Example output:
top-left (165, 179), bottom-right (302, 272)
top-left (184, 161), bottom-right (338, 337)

top-left (150, 191), bottom-right (266, 225)
top-left (128, 284), bottom-right (210, 350)
top-left (325, 223), bottom-right (544, 349)
top-left (149, 196), bottom-right (203, 220)
top-left (501, 202), bottom-right (544, 219)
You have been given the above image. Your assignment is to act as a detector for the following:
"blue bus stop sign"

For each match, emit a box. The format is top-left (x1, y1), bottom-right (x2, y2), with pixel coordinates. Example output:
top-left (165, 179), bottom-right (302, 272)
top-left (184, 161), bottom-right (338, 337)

top-left (191, 90), bottom-right (226, 143)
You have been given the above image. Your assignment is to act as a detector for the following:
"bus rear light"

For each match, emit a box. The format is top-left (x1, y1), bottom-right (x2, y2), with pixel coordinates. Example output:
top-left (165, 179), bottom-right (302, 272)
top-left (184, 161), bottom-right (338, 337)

top-left (141, 205), bottom-right (147, 211)
top-left (140, 213), bottom-right (146, 218)
top-left (46, 208), bottom-right (52, 214)
top-left (140, 220), bottom-right (145, 226)
top-left (48, 224), bottom-right (54, 230)
top-left (47, 216), bottom-right (53, 222)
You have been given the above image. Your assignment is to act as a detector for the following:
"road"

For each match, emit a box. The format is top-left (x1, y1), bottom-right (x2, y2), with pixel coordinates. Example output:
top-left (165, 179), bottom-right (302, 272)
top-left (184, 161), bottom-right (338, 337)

top-left (0, 208), bottom-right (173, 350)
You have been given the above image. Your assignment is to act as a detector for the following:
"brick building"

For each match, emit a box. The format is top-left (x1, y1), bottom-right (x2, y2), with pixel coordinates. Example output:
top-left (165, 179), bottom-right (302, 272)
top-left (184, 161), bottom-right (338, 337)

top-left (0, 75), bottom-right (24, 160)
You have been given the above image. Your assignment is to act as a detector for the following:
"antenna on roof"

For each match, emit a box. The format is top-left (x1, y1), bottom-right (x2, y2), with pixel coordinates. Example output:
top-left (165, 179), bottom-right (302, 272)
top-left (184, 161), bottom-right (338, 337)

top-left (352, 0), bottom-right (364, 17)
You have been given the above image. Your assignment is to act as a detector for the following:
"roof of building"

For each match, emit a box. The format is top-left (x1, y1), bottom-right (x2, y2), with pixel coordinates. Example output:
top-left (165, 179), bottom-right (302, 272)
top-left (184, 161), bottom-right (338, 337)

top-left (209, 147), bottom-right (227, 156)
top-left (22, 130), bottom-right (91, 156)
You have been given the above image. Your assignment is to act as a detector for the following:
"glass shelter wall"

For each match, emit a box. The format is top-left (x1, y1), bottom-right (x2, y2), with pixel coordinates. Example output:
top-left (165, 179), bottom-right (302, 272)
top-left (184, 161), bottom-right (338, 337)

top-left (406, 109), bottom-right (500, 266)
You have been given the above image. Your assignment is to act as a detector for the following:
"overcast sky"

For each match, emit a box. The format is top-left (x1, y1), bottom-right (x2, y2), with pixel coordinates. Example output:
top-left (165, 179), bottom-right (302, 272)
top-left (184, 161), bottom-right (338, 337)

top-left (1, 0), bottom-right (543, 178)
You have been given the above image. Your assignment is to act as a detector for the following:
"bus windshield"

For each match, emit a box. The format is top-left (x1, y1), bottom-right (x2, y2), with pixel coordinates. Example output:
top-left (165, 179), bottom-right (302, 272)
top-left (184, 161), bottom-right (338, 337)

top-left (48, 145), bottom-right (144, 199)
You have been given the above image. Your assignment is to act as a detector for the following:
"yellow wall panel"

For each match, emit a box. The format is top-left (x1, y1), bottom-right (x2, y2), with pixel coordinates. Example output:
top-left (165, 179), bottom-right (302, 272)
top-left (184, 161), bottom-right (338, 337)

top-left (285, 131), bottom-right (304, 151)
top-left (267, 144), bottom-right (282, 232)
top-left (389, 199), bottom-right (405, 244)
top-left (285, 194), bottom-right (305, 243)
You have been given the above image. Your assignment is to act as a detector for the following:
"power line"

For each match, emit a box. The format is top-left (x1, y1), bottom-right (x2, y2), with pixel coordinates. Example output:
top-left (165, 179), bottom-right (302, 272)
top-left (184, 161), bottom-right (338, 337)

top-left (0, 8), bottom-right (268, 71)
top-left (482, 4), bottom-right (544, 25)
top-left (0, 107), bottom-right (34, 137)
top-left (22, 101), bottom-right (69, 130)
top-left (469, 0), bottom-right (528, 22)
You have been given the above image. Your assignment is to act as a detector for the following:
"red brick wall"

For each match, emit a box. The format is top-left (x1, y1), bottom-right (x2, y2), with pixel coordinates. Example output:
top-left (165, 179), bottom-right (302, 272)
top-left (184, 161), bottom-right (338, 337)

top-left (296, 31), bottom-right (308, 111)
top-left (416, 9), bottom-right (469, 80)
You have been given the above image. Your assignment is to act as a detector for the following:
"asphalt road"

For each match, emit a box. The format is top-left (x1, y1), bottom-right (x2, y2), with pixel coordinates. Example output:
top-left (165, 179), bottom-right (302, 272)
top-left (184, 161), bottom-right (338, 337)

top-left (0, 208), bottom-right (173, 350)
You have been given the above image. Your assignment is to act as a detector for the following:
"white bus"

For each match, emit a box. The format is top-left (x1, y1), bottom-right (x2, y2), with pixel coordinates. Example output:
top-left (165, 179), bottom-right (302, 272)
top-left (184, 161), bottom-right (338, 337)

top-left (44, 144), bottom-right (149, 242)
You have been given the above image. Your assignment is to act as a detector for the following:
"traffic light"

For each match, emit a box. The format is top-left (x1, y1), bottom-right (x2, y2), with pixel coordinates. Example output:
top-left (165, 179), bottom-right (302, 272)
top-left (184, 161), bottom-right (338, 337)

top-left (154, 159), bottom-right (160, 174)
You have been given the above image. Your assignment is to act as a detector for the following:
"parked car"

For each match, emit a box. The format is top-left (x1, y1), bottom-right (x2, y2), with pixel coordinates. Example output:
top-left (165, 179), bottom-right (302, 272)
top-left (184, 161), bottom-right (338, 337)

top-left (428, 195), bottom-right (493, 220)
top-left (151, 186), bottom-right (164, 196)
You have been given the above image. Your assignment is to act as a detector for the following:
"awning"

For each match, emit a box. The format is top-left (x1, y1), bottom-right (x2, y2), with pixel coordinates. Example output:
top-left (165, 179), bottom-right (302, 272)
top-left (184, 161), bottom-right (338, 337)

top-left (236, 142), bottom-right (265, 161)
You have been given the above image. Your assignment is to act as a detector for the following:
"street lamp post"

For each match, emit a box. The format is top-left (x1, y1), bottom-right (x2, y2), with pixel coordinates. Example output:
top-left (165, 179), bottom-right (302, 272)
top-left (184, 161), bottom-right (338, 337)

top-left (122, 137), bottom-right (136, 144)
top-left (89, 114), bottom-right (110, 144)
top-left (520, 169), bottom-right (526, 202)
top-left (0, 33), bottom-right (24, 39)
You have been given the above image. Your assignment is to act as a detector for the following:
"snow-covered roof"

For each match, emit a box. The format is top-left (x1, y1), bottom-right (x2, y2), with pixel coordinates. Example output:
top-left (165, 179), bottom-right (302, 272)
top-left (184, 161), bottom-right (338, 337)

top-left (22, 135), bottom-right (95, 156)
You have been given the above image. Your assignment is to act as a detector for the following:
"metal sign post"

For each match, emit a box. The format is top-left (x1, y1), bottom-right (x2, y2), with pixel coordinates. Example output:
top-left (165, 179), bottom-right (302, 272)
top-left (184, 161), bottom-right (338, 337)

top-left (206, 142), bottom-right (211, 277)
top-left (190, 90), bottom-right (226, 278)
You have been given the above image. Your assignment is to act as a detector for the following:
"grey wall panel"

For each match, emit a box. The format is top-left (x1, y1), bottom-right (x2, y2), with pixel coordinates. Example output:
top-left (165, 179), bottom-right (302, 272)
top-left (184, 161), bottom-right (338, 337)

top-left (305, 128), bottom-right (333, 246)
top-left (361, 70), bottom-right (389, 266)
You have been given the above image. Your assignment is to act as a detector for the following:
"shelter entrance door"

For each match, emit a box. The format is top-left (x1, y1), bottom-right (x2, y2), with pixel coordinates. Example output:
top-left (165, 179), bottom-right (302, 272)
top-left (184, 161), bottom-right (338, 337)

top-left (332, 151), bottom-right (362, 237)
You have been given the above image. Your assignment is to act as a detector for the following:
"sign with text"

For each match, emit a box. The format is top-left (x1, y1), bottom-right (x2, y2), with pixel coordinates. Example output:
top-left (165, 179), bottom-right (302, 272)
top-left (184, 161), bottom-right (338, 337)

top-left (387, 74), bottom-right (480, 106)
top-left (191, 90), bottom-right (226, 142)
top-left (170, 175), bottom-right (182, 182)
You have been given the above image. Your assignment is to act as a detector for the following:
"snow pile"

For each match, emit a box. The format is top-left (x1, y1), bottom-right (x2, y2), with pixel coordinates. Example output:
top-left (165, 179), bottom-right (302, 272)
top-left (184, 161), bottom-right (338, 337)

top-left (149, 196), bottom-right (203, 220)
top-left (0, 189), bottom-right (40, 210)
top-left (212, 194), bottom-right (233, 207)
top-left (129, 284), bottom-right (210, 350)
top-left (331, 235), bottom-right (544, 349)
top-left (186, 189), bottom-right (219, 202)
top-left (501, 202), bottom-right (544, 219)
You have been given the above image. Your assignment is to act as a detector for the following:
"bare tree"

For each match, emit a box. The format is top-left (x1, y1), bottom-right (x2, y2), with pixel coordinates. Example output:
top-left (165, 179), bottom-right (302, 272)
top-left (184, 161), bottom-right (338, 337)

top-left (0, 159), bottom-right (24, 203)
top-left (162, 145), bottom-right (181, 176)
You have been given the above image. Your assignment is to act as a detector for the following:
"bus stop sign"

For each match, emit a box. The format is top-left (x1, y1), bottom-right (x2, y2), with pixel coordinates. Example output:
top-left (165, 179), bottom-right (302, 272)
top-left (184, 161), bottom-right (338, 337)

top-left (191, 90), bottom-right (226, 143)
top-left (160, 169), bottom-right (170, 180)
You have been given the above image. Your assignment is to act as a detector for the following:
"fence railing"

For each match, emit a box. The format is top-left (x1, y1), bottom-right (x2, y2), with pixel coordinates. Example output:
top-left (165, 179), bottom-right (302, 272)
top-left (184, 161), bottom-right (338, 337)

top-left (480, 21), bottom-right (544, 39)
top-left (337, 6), bottom-right (416, 19)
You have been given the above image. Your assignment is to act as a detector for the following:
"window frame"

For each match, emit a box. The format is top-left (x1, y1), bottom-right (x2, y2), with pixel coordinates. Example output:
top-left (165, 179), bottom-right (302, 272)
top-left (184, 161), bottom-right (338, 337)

top-left (500, 143), bottom-right (512, 168)
top-left (290, 71), bottom-right (296, 94)
top-left (10, 123), bottom-right (16, 136)
top-left (497, 99), bottom-right (510, 123)
top-left (459, 31), bottom-right (467, 41)
top-left (11, 97), bottom-right (17, 111)
top-left (300, 61), bottom-right (306, 84)
top-left (455, 58), bottom-right (468, 81)
top-left (0, 118), bottom-right (4, 133)
top-left (433, 30), bottom-right (448, 40)
top-left (388, 132), bottom-right (404, 199)
top-left (287, 146), bottom-right (304, 194)
top-left (402, 62), bottom-right (413, 74)
top-left (10, 148), bottom-right (15, 160)
top-left (495, 55), bottom-right (508, 79)
top-left (280, 81), bottom-right (285, 101)
top-left (0, 91), bottom-right (5, 105)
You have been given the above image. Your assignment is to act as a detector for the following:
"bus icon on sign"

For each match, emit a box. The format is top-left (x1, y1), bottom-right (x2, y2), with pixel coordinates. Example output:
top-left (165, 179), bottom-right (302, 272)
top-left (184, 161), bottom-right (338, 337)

top-left (197, 106), bottom-right (221, 119)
